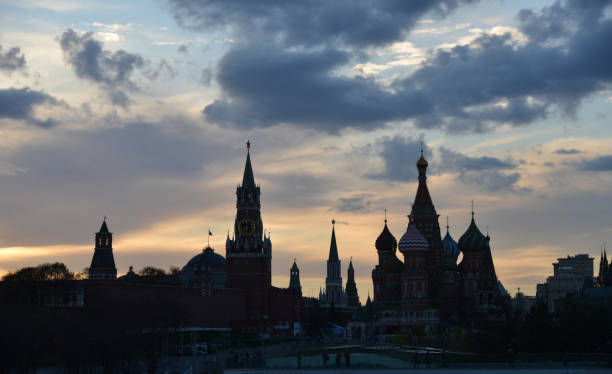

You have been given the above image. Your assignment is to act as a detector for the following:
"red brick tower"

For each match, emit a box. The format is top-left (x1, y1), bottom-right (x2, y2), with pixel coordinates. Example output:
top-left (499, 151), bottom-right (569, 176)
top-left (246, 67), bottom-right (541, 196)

top-left (225, 141), bottom-right (272, 322)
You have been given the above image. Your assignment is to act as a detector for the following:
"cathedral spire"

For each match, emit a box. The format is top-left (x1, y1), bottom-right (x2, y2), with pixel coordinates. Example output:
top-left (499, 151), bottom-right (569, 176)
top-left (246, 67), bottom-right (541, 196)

top-left (242, 140), bottom-right (256, 189)
top-left (328, 219), bottom-right (339, 261)
top-left (411, 147), bottom-right (436, 217)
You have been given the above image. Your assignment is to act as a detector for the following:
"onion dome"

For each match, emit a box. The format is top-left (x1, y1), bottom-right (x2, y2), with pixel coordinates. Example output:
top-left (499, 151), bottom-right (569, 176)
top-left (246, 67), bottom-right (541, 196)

top-left (398, 221), bottom-right (429, 253)
top-left (416, 149), bottom-right (428, 168)
top-left (458, 216), bottom-right (489, 253)
top-left (442, 231), bottom-right (460, 260)
top-left (375, 220), bottom-right (397, 252)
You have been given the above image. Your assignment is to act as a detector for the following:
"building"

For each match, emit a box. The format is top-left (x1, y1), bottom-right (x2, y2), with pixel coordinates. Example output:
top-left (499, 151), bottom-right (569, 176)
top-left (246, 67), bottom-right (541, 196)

top-left (319, 221), bottom-right (348, 307)
top-left (349, 150), bottom-right (504, 339)
top-left (81, 142), bottom-right (302, 334)
top-left (88, 219), bottom-right (117, 280)
top-left (536, 254), bottom-right (594, 312)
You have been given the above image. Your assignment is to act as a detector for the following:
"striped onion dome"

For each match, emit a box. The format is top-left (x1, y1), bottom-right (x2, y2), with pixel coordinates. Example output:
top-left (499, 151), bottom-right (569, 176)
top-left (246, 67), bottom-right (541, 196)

top-left (442, 231), bottom-right (460, 260)
top-left (398, 221), bottom-right (429, 253)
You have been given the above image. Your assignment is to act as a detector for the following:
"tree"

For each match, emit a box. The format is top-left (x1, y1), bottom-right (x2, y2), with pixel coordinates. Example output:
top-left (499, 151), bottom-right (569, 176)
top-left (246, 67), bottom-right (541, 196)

top-left (1, 262), bottom-right (74, 282)
top-left (138, 266), bottom-right (167, 277)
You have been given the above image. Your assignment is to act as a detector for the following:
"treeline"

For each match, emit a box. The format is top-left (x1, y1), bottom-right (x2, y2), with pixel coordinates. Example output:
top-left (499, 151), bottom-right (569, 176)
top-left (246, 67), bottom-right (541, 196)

top-left (1, 262), bottom-right (182, 284)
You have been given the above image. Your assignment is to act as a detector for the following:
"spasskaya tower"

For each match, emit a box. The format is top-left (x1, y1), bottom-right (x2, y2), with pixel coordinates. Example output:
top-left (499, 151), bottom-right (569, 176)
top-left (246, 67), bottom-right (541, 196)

top-left (225, 141), bottom-right (272, 321)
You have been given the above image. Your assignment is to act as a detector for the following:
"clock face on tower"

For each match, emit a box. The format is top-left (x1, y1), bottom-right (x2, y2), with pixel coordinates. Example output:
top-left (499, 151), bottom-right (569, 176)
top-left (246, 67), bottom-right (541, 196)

top-left (238, 218), bottom-right (256, 237)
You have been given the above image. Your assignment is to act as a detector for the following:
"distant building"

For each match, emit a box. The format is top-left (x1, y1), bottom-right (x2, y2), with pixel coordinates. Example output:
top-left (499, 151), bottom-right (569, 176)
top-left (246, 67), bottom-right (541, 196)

top-left (319, 221), bottom-right (348, 307)
top-left (512, 290), bottom-right (536, 319)
top-left (537, 254), bottom-right (594, 312)
top-left (88, 219), bottom-right (117, 280)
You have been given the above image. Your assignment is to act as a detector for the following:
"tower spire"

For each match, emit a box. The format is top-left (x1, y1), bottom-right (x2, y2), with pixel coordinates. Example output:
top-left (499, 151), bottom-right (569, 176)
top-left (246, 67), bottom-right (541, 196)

top-left (328, 219), bottom-right (339, 261)
top-left (446, 216), bottom-right (450, 233)
top-left (242, 141), bottom-right (256, 189)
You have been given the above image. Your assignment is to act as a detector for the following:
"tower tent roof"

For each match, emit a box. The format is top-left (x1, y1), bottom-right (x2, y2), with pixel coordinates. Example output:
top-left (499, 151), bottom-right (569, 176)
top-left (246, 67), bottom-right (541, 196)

top-left (328, 222), bottom-right (339, 262)
top-left (242, 149), bottom-right (256, 189)
top-left (291, 259), bottom-right (299, 271)
top-left (411, 151), bottom-right (436, 216)
top-left (98, 219), bottom-right (110, 234)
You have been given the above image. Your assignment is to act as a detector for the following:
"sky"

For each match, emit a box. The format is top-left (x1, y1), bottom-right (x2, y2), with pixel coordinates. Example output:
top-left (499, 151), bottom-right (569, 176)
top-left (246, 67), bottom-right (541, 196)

top-left (1, 0), bottom-right (611, 297)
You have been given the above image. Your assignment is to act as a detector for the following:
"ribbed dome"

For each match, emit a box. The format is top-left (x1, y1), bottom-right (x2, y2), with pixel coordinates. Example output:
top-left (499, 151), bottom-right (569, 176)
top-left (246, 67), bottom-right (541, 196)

top-left (442, 231), bottom-right (460, 260)
top-left (182, 247), bottom-right (226, 271)
top-left (375, 222), bottom-right (397, 252)
top-left (458, 218), bottom-right (489, 252)
top-left (180, 247), bottom-right (226, 287)
top-left (416, 151), bottom-right (428, 168)
top-left (398, 222), bottom-right (429, 253)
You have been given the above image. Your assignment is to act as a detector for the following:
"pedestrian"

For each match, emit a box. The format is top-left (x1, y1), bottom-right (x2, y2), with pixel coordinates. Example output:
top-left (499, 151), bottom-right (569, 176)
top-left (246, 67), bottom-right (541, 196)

top-left (336, 352), bottom-right (341, 368)
top-left (413, 351), bottom-right (419, 368)
top-left (322, 352), bottom-right (329, 367)
top-left (344, 351), bottom-right (350, 368)
top-left (441, 349), bottom-right (447, 368)
top-left (426, 350), bottom-right (430, 368)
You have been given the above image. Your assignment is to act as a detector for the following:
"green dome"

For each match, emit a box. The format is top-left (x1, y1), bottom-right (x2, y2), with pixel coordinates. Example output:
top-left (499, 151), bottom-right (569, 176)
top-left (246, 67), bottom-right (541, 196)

top-left (458, 217), bottom-right (489, 252)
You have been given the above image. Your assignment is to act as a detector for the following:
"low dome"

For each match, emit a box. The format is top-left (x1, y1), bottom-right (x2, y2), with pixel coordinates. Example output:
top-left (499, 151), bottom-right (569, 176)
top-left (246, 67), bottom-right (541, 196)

top-left (375, 221), bottom-right (397, 252)
top-left (398, 222), bottom-right (429, 253)
top-left (442, 231), bottom-right (460, 260)
top-left (458, 218), bottom-right (489, 253)
top-left (180, 247), bottom-right (226, 287)
top-left (416, 150), bottom-right (428, 168)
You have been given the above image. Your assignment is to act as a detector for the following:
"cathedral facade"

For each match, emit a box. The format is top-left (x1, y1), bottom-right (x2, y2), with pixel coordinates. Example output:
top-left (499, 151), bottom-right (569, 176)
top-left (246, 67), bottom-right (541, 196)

top-left (351, 151), bottom-right (505, 337)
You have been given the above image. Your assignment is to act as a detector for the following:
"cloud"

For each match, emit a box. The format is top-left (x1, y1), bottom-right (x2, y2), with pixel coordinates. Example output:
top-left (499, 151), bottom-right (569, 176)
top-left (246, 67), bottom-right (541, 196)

top-left (334, 194), bottom-right (374, 213)
top-left (168, 0), bottom-right (478, 48)
top-left (368, 135), bottom-right (528, 192)
top-left (438, 148), bottom-right (530, 192)
top-left (580, 155), bottom-right (612, 171)
top-left (0, 118), bottom-right (230, 246)
top-left (369, 135), bottom-right (428, 181)
top-left (175, 0), bottom-right (612, 134)
top-left (59, 29), bottom-right (145, 108)
top-left (0, 88), bottom-right (59, 128)
top-left (0, 45), bottom-right (26, 74)
top-left (555, 148), bottom-right (581, 155)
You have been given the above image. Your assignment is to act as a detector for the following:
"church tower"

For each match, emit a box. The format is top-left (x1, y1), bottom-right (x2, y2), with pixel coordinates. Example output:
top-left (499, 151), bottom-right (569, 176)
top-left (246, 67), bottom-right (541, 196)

top-left (346, 258), bottom-right (360, 307)
top-left (225, 142), bottom-right (272, 321)
top-left (88, 218), bottom-right (117, 280)
top-left (410, 149), bottom-right (443, 264)
top-left (289, 259), bottom-right (302, 294)
top-left (321, 220), bottom-right (345, 306)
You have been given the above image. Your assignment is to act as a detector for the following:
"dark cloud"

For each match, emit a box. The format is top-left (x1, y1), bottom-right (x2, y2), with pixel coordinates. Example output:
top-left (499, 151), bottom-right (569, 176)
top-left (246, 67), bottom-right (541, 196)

top-left (59, 29), bottom-right (145, 108)
top-left (186, 0), bottom-right (612, 133)
top-left (177, 44), bottom-right (188, 54)
top-left (334, 194), bottom-right (374, 213)
top-left (0, 88), bottom-right (59, 128)
top-left (368, 135), bottom-right (428, 181)
top-left (203, 46), bottom-right (428, 132)
top-left (580, 155), bottom-right (612, 171)
top-left (0, 45), bottom-right (26, 74)
top-left (168, 0), bottom-right (478, 48)
top-left (438, 148), bottom-right (530, 192)
top-left (368, 136), bottom-right (528, 192)
top-left (200, 68), bottom-right (212, 86)
top-left (555, 148), bottom-right (581, 155)
top-left (144, 59), bottom-right (178, 81)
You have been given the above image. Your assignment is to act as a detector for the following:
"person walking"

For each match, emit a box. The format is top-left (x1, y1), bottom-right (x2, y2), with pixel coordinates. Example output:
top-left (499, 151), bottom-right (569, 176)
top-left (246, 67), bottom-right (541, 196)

top-left (322, 352), bottom-right (329, 367)
top-left (413, 351), bottom-right (419, 368)
top-left (344, 351), bottom-right (350, 368)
